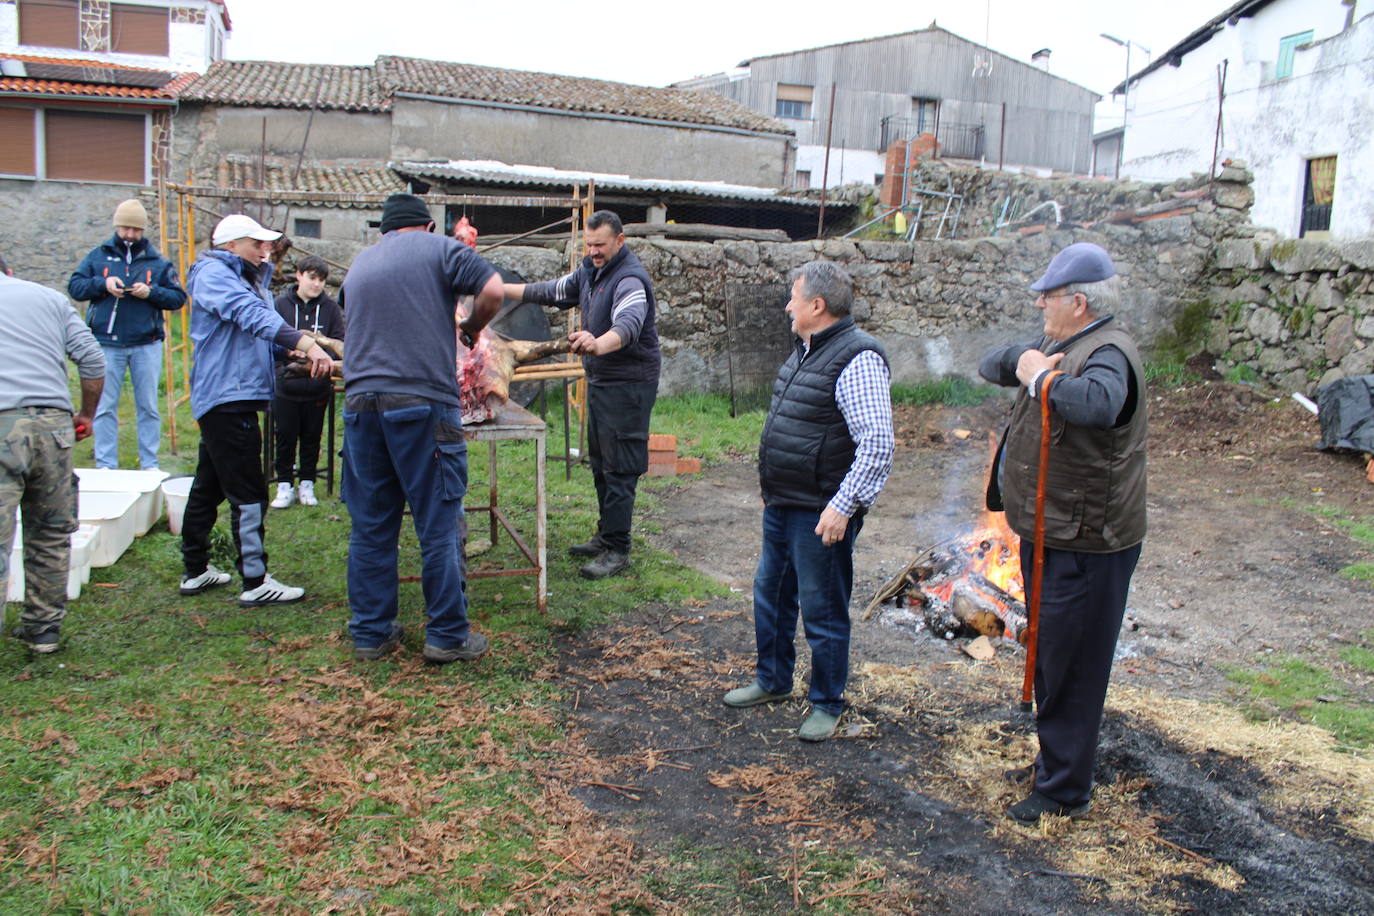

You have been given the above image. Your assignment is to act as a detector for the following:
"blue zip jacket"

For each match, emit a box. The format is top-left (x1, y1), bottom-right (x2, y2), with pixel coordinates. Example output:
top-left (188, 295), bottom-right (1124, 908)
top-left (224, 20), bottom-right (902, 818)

top-left (185, 249), bottom-right (295, 419)
top-left (68, 234), bottom-right (186, 347)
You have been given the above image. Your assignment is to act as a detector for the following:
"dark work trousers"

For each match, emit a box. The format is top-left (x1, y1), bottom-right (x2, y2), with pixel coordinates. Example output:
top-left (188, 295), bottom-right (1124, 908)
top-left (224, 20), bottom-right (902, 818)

top-left (586, 380), bottom-right (657, 554)
top-left (1021, 540), bottom-right (1142, 808)
top-left (182, 406), bottom-right (270, 589)
top-left (272, 395), bottom-right (328, 483)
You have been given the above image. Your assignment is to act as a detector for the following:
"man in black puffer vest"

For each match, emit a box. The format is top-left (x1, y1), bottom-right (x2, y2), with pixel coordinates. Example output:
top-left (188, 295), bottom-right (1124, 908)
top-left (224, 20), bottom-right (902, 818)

top-left (723, 261), bottom-right (894, 743)
top-left (504, 210), bottom-right (660, 580)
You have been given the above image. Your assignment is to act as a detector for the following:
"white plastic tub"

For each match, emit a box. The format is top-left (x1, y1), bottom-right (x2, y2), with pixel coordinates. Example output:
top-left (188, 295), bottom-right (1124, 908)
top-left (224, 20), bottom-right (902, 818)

top-left (161, 476), bottom-right (193, 536)
top-left (78, 490), bottom-right (140, 568)
top-left (5, 523), bottom-right (98, 602)
top-left (75, 468), bottom-right (168, 536)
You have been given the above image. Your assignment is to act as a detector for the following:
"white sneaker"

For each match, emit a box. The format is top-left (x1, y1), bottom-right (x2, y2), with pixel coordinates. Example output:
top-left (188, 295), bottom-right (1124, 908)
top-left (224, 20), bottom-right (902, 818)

top-left (180, 564), bottom-right (232, 595)
top-left (297, 480), bottom-right (317, 506)
top-left (270, 482), bottom-right (295, 509)
top-left (239, 574), bottom-right (305, 607)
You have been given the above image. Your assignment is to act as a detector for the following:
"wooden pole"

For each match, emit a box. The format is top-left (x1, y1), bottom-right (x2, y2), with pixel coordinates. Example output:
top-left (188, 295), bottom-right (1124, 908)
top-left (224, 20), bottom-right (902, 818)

top-left (1021, 370), bottom-right (1063, 711)
top-left (1210, 59), bottom-right (1228, 180)
top-left (816, 84), bottom-right (836, 237)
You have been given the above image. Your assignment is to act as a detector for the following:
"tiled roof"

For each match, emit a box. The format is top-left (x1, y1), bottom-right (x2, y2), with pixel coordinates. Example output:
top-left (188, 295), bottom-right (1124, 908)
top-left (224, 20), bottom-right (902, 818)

top-left (376, 56), bottom-right (789, 135)
top-left (176, 61), bottom-right (390, 111)
top-left (218, 155), bottom-right (406, 205)
top-left (174, 55), bottom-right (790, 134)
top-left (0, 53), bottom-right (189, 100)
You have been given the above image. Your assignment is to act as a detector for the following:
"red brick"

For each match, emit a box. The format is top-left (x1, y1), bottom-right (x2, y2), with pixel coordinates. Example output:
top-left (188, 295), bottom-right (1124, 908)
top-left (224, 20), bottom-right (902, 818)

top-left (644, 462), bottom-right (676, 477)
top-left (648, 434), bottom-right (677, 451)
top-left (674, 457), bottom-right (702, 475)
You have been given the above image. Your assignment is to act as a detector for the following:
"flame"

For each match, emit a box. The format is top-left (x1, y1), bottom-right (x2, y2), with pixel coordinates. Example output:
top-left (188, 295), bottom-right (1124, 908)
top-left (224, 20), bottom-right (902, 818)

top-left (959, 510), bottom-right (1024, 603)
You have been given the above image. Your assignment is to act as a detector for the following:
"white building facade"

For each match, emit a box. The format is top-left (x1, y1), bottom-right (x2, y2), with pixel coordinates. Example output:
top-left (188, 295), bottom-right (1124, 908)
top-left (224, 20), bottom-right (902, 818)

top-left (1120, 0), bottom-right (1372, 238)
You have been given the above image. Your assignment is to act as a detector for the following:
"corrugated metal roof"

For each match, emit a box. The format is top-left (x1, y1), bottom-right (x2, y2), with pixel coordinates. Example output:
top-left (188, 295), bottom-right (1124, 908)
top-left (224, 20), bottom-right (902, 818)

top-left (392, 159), bottom-right (838, 208)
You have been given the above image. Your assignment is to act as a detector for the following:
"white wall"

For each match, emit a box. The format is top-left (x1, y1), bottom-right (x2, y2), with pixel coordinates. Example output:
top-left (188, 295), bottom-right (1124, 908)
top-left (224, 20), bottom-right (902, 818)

top-left (1121, 0), bottom-right (1372, 237)
top-left (0, 0), bottom-right (221, 72)
top-left (795, 145), bottom-right (883, 188)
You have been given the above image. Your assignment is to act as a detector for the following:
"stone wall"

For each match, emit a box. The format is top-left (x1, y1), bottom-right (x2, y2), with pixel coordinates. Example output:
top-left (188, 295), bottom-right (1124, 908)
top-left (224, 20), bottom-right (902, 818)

top-left (486, 170), bottom-right (1258, 395)
top-left (1206, 237), bottom-right (1374, 394)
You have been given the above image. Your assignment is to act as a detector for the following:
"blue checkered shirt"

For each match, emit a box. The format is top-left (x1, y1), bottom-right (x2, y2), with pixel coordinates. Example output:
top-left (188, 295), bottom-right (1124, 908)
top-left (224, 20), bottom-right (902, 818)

top-left (827, 348), bottom-right (894, 517)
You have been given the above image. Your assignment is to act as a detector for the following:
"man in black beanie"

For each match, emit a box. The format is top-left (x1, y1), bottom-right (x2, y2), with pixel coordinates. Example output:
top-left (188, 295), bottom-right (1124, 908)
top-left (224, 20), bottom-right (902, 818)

top-left (339, 194), bottom-right (505, 663)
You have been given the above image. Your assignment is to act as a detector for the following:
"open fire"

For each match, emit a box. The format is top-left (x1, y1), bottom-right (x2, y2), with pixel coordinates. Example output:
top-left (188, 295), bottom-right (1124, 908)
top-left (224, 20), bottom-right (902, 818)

top-left (864, 510), bottom-right (1028, 643)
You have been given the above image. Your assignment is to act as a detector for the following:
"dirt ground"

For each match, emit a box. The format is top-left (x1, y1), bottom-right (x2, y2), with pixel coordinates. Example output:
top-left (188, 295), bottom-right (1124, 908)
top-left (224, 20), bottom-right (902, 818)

top-left (557, 369), bottom-right (1374, 914)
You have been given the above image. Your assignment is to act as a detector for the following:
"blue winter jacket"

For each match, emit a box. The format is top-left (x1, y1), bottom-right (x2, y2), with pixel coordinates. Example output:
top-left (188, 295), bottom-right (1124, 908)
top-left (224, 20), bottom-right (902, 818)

top-left (68, 234), bottom-right (186, 347)
top-left (185, 249), bottom-right (293, 419)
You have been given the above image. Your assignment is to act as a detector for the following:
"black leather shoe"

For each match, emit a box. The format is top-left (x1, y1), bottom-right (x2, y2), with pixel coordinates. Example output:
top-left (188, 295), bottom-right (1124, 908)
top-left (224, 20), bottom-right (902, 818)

top-left (1006, 790), bottom-right (1090, 825)
top-left (579, 550), bottom-right (630, 580)
top-left (423, 631), bottom-right (489, 664)
top-left (568, 535), bottom-right (606, 558)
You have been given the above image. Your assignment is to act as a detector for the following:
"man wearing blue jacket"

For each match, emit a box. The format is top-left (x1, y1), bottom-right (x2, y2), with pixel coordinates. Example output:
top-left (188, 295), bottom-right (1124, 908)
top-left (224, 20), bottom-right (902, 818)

top-left (68, 199), bottom-right (186, 470)
top-left (178, 214), bottom-right (333, 607)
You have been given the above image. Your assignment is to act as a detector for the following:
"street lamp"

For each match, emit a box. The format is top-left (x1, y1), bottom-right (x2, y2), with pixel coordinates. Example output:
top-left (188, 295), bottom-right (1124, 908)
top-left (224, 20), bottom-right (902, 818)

top-left (1100, 33), bottom-right (1152, 131)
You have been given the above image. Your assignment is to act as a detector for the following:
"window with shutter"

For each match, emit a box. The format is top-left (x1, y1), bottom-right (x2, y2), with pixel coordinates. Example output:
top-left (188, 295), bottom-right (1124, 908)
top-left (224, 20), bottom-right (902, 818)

top-left (18, 0), bottom-right (80, 49)
top-left (111, 3), bottom-right (170, 56)
top-left (44, 110), bottom-right (146, 184)
top-left (0, 108), bottom-right (37, 176)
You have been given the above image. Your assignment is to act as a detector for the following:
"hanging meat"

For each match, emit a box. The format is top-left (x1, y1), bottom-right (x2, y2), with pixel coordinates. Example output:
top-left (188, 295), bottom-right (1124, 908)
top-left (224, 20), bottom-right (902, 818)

top-left (286, 330), bottom-right (569, 425)
top-left (458, 330), bottom-right (571, 424)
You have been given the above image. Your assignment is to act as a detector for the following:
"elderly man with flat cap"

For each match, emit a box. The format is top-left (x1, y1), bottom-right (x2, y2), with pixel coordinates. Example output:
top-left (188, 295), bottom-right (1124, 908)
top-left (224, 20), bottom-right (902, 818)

top-left (338, 194), bottom-right (504, 664)
top-left (979, 242), bottom-right (1147, 826)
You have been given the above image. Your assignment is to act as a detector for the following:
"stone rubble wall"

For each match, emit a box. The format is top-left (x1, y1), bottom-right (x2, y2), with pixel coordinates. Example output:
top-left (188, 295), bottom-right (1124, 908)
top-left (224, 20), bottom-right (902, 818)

top-left (1207, 237), bottom-right (1374, 394)
top-left (488, 167), bottom-right (1258, 395)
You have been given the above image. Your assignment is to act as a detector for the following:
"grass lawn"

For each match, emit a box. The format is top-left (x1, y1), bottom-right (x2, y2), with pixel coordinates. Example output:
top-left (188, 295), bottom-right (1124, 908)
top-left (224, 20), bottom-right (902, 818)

top-left (2, 377), bottom-right (761, 913)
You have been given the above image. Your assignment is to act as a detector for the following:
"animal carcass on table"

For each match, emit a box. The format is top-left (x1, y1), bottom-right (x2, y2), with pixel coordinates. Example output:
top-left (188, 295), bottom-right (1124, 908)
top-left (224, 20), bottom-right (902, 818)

top-left (459, 330), bottom-right (571, 424)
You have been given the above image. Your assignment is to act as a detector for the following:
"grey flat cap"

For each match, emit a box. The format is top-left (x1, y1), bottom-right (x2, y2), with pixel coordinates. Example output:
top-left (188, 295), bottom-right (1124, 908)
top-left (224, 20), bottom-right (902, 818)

top-left (1030, 242), bottom-right (1117, 291)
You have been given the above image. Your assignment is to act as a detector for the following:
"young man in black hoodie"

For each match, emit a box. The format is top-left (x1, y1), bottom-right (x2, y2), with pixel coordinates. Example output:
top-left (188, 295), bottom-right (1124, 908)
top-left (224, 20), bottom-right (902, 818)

top-left (271, 256), bottom-right (344, 509)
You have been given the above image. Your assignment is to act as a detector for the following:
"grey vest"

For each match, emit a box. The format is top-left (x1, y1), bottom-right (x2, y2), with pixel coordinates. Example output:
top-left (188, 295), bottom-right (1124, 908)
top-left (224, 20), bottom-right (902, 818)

top-left (1001, 323), bottom-right (1147, 552)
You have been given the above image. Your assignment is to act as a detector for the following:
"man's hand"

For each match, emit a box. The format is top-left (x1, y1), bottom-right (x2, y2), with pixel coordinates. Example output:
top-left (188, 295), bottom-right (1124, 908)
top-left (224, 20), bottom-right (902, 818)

top-left (814, 507), bottom-right (850, 547)
top-left (104, 276), bottom-right (126, 298)
top-left (73, 414), bottom-right (94, 441)
top-left (458, 316), bottom-right (483, 349)
top-left (129, 282), bottom-right (151, 299)
top-left (1015, 349), bottom-right (1064, 388)
top-left (304, 343), bottom-right (334, 379)
top-left (568, 330), bottom-right (598, 355)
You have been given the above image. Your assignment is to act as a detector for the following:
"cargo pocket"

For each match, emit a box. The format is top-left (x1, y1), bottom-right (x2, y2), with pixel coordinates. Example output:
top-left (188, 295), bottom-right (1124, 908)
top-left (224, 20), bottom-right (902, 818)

top-left (437, 440), bottom-right (468, 502)
top-left (1023, 478), bottom-right (1084, 543)
top-left (611, 428), bottom-right (649, 475)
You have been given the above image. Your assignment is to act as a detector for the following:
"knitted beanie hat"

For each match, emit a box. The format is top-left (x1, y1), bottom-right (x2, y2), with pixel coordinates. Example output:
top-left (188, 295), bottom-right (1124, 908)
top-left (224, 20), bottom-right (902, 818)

top-left (113, 198), bottom-right (148, 229)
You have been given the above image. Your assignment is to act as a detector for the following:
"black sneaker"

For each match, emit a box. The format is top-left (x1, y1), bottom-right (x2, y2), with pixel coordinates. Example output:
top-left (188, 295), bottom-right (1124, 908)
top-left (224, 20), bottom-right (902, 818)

top-left (568, 534), bottom-right (606, 558)
top-left (579, 550), bottom-right (629, 580)
top-left (12, 626), bottom-right (59, 654)
top-left (1006, 791), bottom-right (1091, 825)
top-left (354, 623), bottom-right (404, 661)
top-left (422, 630), bottom-right (489, 664)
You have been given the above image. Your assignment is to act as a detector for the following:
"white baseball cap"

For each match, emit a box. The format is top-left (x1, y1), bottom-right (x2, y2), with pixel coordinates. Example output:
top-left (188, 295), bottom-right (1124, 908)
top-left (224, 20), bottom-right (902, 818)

top-left (212, 213), bottom-right (283, 245)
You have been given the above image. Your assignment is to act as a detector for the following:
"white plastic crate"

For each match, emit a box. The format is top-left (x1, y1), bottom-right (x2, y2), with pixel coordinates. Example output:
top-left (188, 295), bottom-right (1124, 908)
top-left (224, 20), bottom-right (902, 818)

top-left (78, 490), bottom-right (140, 568)
top-left (75, 468), bottom-right (168, 536)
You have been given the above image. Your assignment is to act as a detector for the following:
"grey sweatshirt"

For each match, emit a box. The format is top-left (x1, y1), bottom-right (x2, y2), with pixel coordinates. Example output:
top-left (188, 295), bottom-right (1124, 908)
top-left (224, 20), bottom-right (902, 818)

top-left (0, 275), bottom-right (105, 412)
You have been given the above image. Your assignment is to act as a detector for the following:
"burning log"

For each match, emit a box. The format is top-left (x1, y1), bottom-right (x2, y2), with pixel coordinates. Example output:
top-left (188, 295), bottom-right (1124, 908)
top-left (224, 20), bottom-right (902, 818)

top-left (459, 332), bottom-right (571, 424)
top-left (864, 513), bottom-right (1028, 643)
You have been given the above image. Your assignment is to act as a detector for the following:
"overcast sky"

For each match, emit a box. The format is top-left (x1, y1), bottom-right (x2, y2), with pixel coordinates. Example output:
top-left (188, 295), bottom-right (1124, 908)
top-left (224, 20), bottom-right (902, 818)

top-left (222, 0), bottom-right (1234, 129)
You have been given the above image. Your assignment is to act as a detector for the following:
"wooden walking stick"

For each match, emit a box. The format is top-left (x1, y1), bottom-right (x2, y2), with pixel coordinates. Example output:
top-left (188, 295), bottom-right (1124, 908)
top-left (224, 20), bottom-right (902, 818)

top-left (1021, 369), bottom-right (1062, 713)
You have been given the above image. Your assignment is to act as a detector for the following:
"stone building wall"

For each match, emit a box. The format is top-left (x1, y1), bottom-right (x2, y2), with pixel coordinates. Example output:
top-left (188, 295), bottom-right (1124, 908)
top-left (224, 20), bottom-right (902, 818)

top-left (1207, 237), bottom-right (1374, 394)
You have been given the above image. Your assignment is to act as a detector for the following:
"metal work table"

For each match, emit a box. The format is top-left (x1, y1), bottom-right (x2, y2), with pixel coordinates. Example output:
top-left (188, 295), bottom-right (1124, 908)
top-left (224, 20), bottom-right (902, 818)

top-left (463, 402), bottom-right (547, 614)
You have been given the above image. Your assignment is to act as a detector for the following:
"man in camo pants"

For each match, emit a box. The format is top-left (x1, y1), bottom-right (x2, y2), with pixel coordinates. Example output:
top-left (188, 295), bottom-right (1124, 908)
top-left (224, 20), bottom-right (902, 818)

top-left (0, 253), bottom-right (105, 654)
